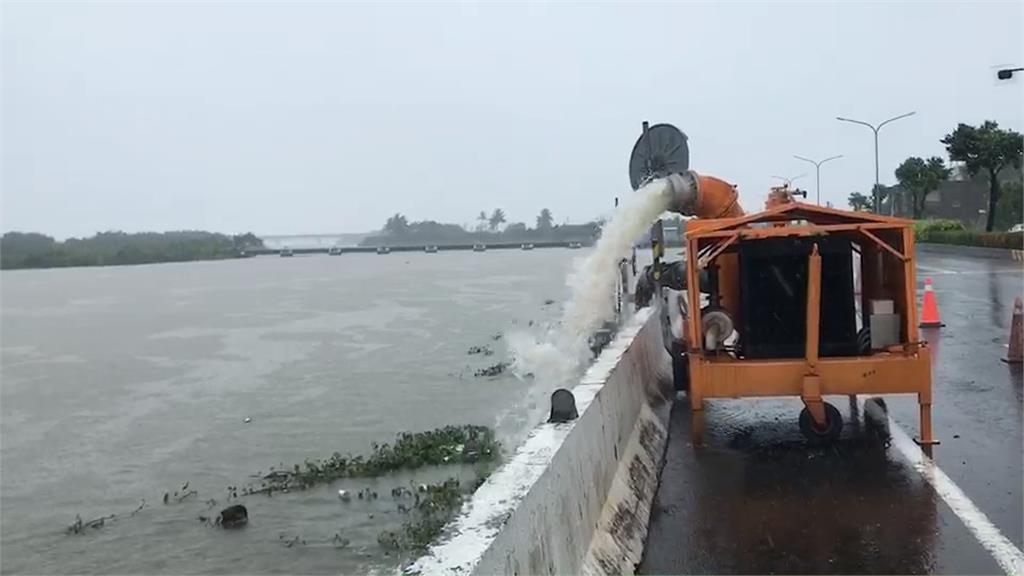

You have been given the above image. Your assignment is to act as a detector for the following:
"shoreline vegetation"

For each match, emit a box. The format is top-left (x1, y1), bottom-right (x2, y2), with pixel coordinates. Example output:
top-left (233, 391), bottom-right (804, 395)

top-left (0, 231), bottom-right (264, 270)
top-left (359, 209), bottom-right (601, 248)
top-left (2, 208), bottom-right (606, 270)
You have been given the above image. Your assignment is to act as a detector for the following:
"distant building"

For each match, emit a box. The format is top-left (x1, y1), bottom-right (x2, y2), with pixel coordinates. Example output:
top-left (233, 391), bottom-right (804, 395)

top-left (880, 164), bottom-right (1021, 228)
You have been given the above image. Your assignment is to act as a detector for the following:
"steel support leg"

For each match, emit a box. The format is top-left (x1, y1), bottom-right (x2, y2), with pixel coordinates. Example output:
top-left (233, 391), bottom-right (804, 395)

top-left (915, 401), bottom-right (940, 446)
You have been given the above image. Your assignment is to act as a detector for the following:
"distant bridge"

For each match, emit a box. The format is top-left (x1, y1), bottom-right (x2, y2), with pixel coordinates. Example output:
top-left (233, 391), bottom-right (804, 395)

top-left (243, 240), bottom-right (594, 256)
top-left (258, 233), bottom-right (372, 250)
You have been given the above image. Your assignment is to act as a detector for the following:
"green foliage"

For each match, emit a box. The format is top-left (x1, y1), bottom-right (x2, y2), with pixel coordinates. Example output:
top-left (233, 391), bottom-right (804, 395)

top-left (994, 181), bottom-right (1023, 231)
top-left (360, 212), bottom-right (598, 247)
top-left (915, 229), bottom-right (1023, 249)
top-left (941, 121), bottom-right (1024, 231)
top-left (536, 208), bottom-right (554, 232)
top-left (1, 230), bottom-right (262, 270)
top-left (488, 209), bottom-right (506, 231)
top-left (848, 192), bottom-right (872, 211)
top-left (242, 425), bottom-right (499, 496)
top-left (895, 156), bottom-right (951, 218)
top-left (504, 222), bottom-right (527, 234)
top-left (913, 219), bottom-right (966, 234)
top-left (378, 478), bottom-right (469, 551)
top-left (384, 214), bottom-right (410, 236)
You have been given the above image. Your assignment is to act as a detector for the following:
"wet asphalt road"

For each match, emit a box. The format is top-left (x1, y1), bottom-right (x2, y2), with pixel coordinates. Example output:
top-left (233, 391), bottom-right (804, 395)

top-left (640, 248), bottom-right (1023, 575)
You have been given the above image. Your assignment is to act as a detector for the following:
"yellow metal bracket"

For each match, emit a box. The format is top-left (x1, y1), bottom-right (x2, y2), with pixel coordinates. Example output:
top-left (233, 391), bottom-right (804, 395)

top-left (859, 228), bottom-right (907, 261)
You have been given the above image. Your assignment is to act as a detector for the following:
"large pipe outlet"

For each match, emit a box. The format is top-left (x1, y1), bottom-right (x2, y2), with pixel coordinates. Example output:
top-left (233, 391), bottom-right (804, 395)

top-left (663, 171), bottom-right (745, 220)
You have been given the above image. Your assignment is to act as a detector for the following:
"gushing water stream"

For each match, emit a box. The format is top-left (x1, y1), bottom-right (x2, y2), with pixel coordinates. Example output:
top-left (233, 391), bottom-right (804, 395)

top-left (501, 179), bottom-right (671, 440)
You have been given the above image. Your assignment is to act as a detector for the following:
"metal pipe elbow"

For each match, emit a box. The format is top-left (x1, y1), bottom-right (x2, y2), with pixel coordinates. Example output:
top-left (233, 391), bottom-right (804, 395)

top-left (664, 171), bottom-right (744, 219)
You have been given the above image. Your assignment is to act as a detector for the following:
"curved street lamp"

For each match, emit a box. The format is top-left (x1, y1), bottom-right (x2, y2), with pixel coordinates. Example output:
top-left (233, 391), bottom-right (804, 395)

top-left (837, 112), bottom-right (916, 214)
top-left (771, 173), bottom-right (807, 187)
top-left (793, 154), bottom-right (843, 206)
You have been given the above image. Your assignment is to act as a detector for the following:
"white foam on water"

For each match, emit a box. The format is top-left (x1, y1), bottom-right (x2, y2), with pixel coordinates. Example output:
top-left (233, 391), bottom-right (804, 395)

top-left (498, 179), bottom-right (671, 442)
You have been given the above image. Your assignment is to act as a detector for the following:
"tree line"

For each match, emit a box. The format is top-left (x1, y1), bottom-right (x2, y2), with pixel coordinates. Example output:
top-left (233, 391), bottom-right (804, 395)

top-left (361, 208), bottom-right (598, 246)
top-left (0, 231), bottom-right (264, 270)
top-left (847, 120), bottom-right (1023, 231)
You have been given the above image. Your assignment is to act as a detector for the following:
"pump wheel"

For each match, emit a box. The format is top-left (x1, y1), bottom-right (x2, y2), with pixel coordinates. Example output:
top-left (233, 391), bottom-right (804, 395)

top-left (799, 403), bottom-right (843, 444)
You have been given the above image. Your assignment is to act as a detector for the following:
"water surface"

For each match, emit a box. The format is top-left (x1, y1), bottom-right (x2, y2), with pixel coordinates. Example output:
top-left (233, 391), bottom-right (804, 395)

top-left (1, 250), bottom-right (580, 574)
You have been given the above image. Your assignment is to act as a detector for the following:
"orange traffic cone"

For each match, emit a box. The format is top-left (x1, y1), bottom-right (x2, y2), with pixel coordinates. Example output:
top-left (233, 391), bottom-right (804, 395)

top-left (919, 277), bottom-right (944, 328)
top-left (1003, 297), bottom-right (1023, 364)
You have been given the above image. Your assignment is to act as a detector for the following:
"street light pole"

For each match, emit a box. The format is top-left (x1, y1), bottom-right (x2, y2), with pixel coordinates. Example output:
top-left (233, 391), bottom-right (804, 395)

top-left (771, 173), bottom-right (806, 188)
top-left (836, 111), bottom-right (916, 214)
top-left (793, 154), bottom-right (843, 205)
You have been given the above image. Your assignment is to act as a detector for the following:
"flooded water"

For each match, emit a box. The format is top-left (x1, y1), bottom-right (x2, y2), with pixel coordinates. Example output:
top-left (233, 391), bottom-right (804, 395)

top-left (0, 250), bottom-right (581, 574)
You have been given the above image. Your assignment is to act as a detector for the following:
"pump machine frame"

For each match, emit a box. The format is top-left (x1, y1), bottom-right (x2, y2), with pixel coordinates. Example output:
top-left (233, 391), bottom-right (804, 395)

top-left (682, 203), bottom-right (935, 445)
top-left (629, 120), bottom-right (935, 446)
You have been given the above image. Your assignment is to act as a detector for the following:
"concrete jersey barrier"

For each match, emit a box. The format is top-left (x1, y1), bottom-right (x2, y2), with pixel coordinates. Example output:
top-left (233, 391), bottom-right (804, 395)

top-left (407, 307), bottom-right (672, 575)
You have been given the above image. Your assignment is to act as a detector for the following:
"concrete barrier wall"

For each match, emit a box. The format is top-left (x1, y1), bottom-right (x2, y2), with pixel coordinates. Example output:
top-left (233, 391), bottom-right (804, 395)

top-left (408, 308), bottom-right (672, 575)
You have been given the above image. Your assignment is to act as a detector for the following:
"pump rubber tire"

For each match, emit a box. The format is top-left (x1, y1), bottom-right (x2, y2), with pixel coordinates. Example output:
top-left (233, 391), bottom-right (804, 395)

top-left (670, 342), bottom-right (689, 393)
top-left (799, 403), bottom-right (843, 444)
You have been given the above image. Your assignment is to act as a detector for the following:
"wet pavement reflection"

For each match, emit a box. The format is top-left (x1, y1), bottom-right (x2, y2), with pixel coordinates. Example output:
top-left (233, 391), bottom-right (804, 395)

top-left (639, 250), bottom-right (1020, 574)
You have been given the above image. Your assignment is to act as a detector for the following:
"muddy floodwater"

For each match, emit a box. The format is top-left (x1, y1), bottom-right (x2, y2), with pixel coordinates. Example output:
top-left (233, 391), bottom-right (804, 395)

top-left (1, 249), bottom-right (582, 574)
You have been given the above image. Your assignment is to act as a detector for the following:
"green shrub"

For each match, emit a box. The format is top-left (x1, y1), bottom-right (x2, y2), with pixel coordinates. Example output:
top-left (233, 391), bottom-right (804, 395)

top-left (916, 229), bottom-right (1023, 249)
top-left (912, 219), bottom-right (966, 234)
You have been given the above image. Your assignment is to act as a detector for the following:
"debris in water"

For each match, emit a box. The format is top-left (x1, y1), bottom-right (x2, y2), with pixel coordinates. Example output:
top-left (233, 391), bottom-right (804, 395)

top-left (467, 345), bottom-right (494, 356)
top-left (244, 417), bottom-right (251, 424)
top-left (129, 500), bottom-right (146, 516)
top-left (67, 513), bottom-right (116, 534)
top-left (217, 504), bottom-right (248, 528)
top-left (491, 331), bottom-right (503, 341)
top-left (474, 362), bottom-right (509, 377)
top-left (338, 489), bottom-right (351, 502)
top-left (543, 299), bottom-right (555, 305)
top-left (379, 477), bottom-right (471, 551)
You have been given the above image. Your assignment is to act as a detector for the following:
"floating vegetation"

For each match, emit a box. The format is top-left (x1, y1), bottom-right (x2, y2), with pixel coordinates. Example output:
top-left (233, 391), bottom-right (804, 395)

top-left (163, 481), bottom-right (197, 504)
top-left (474, 362), bottom-right (509, 378)
top-left (67, 513), bottom-right (116, 534)
top-left (377, 477), bottom-right (467, 551)
top-left (239, 425), bottom-right (499, 496)
top-left (466, 345), bottom-right (494, 356)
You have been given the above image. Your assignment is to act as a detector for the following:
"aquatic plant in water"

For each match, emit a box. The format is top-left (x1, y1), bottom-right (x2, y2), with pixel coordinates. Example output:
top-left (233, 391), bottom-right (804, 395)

top-left (240, 425), bottom-right (499, 496)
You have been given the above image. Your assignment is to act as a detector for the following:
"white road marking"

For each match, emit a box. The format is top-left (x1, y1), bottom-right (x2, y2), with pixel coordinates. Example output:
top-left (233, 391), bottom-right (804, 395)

top-left (883, 409), bottom-right (1024, 575)
top-left (917, 265), bottom-right (961, 275)
top-left (916, 267), bottom-right (1023, 277)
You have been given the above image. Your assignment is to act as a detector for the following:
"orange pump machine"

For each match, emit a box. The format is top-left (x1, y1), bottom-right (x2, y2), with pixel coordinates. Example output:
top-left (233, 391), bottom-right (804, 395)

top-left (629, 122), bottom-right (935, 445)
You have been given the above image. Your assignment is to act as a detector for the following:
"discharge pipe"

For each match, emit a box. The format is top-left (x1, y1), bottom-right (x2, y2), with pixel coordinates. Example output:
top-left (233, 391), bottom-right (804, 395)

top-left (663, 171), bottom-right (745, 220)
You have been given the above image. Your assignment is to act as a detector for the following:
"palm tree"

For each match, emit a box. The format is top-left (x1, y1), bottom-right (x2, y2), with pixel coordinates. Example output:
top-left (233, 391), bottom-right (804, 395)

top-left (488, 209), bottom-right (506, 231)
top-left (536, 208), bottom-right (553, 231)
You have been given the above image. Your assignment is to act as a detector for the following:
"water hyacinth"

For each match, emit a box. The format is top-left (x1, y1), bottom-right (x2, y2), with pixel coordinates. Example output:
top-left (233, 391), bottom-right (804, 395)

top-left (241, 425), bottom-right (499, 496)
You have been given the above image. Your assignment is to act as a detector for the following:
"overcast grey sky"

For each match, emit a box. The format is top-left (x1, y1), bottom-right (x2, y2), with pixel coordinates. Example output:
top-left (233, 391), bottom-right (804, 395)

top-left (2, 1), bottom-right (1021, 238)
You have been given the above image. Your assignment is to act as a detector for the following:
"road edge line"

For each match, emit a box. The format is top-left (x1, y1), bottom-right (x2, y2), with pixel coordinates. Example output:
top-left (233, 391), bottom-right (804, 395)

top-left (885, 412), bottom-right (1024, 575)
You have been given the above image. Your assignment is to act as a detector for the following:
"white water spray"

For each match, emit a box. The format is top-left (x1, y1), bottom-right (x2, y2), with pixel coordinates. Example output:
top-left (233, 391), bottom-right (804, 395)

top-left (500, 179), bottom-right (671, 439)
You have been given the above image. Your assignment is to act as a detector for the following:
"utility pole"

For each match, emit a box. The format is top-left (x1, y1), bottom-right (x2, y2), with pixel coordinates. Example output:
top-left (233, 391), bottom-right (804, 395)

top-left (837, 112), bottom-right (916, 214)
top-left (793, 155), bottom-right (843, 205)
top-left (771, 173), bottom-right (807, 188)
